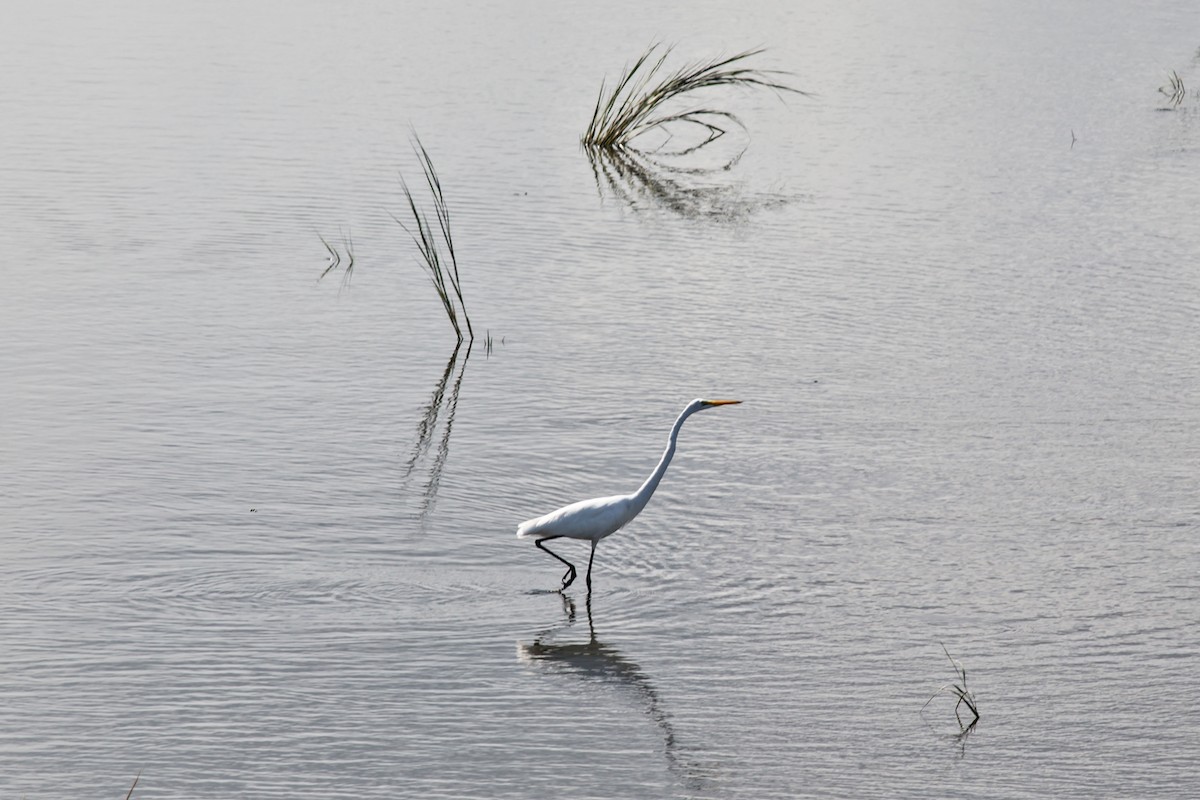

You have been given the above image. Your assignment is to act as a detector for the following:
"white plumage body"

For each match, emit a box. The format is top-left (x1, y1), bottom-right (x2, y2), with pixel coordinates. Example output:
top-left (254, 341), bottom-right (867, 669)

top-left (516, 494), bottom-right (637, 542)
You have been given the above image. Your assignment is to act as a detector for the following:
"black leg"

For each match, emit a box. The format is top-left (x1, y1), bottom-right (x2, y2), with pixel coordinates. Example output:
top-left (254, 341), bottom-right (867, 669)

top-left (586, 540), bottom-right (597, 590)
top-left (535, 537), bottom-right (577, 589)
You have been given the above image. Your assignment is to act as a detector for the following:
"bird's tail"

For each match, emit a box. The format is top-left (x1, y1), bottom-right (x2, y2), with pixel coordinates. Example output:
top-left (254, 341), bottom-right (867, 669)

top-left (515, 516), bottom-right (549, 539)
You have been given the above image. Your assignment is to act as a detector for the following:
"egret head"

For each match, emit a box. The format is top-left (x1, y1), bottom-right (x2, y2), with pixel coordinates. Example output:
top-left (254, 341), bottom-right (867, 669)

top-left (693, 398), bottom-right (742, 412)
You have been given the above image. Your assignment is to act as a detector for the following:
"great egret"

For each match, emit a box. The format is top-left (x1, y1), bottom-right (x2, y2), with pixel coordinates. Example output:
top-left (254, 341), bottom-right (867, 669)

top-left (517, 398), bottom-right (742, 590)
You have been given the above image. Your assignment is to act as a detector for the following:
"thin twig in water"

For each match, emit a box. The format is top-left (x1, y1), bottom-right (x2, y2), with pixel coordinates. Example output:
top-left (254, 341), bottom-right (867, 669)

top-left (124, 770), bottom-right (142, 800)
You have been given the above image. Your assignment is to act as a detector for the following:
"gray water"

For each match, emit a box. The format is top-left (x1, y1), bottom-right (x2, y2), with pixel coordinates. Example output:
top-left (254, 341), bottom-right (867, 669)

top-left (2, 1), bottom-right (1199, 797)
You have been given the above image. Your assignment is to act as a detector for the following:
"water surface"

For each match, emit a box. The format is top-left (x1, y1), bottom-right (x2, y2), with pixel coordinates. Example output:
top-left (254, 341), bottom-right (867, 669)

top-left (2, 2), bottom-right (1198, 798)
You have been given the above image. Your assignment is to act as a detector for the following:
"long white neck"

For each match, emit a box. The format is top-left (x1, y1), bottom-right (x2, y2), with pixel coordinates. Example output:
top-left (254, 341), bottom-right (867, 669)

top-left (630, 403), bottom-right (701, 513)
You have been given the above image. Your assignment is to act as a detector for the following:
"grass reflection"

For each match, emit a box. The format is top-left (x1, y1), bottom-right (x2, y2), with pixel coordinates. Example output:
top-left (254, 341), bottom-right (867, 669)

top-left (586, 144), bottom-right (788, 220)
top-left (402, 341), bottom-right (471, 519)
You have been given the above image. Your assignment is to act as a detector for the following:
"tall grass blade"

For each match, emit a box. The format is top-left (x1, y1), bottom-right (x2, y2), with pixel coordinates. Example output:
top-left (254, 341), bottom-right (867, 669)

top-left (392, 132), bottom-right (472, 344)
top-left (392, 179), bottom-right (460, 341)
top-left (386, 133), bottom-right (475, 344)
top-left (413, 137), bottom-right (472, 341)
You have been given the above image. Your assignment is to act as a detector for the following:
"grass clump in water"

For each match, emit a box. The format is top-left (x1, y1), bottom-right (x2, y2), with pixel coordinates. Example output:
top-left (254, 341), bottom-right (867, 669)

top-left (922, 644), bottom-right (980, 731)
top-left (582, 44), bottom-right (806, 152)
top-left (1158, 69), bottom-right (1186, 109)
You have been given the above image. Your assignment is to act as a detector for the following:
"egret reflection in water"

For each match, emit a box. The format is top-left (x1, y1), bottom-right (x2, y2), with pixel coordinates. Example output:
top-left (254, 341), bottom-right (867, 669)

top-left (518, 594), bottom-right (715, 793)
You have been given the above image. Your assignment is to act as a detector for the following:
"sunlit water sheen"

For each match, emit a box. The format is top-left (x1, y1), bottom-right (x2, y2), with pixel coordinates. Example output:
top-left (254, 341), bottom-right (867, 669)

top-left (2, 2), bottom-right (1199, 798)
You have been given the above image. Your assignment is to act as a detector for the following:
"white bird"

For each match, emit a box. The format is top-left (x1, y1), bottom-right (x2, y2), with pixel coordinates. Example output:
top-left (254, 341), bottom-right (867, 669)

top-left (517, 398), bottom-right (742, 590)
